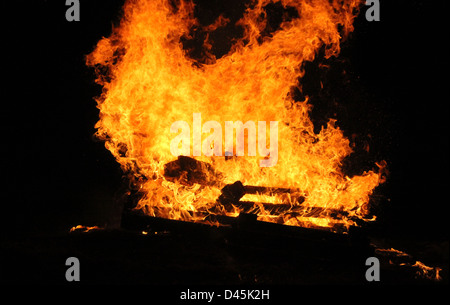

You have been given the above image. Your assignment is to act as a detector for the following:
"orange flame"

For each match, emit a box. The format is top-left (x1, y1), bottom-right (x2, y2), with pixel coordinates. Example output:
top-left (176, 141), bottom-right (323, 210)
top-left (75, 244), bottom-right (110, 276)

top-left (69, 225), bottom-right (101, 233)
top-left (86, 0), bottom-right (385, 231)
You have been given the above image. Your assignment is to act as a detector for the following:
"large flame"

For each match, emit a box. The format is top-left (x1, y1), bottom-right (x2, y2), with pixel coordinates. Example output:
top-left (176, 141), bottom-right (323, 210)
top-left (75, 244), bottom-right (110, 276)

top-left (87, 0), bottom-right (385, 231)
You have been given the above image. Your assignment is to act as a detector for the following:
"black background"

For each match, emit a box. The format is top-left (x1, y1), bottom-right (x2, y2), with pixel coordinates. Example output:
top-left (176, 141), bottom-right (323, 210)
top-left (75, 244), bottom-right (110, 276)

top-left (2, 0), bottom-right (448, 246)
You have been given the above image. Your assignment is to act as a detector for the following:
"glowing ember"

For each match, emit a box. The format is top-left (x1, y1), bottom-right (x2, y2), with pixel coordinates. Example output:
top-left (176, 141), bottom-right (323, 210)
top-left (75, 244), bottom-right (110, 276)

top-left (375, 247), bottom-right (443, 281)
top-left (412, 261), bottom-right (442, 281)
top-left (69, 225), bottom-right (101, 233)
top-left (86, 0), bottom-right (385, 230)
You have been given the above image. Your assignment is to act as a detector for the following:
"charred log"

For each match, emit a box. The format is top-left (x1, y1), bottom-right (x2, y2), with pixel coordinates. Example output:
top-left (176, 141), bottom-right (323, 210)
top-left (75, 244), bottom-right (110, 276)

top-left (218, 180), bottom-right (246, 205)
top-left (164, 156), bottom-right (222, 186)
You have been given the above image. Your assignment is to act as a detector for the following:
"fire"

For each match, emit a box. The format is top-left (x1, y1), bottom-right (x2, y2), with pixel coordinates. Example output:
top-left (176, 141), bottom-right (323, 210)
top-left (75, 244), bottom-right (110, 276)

top-left (375, 248), bottom-right (443, 282)
top-left (69, 225), bottom-right (101, 233)
top-left (86, 0), bottom-right (385, 231)
top-left (412, 261), bottom-right (442, 281)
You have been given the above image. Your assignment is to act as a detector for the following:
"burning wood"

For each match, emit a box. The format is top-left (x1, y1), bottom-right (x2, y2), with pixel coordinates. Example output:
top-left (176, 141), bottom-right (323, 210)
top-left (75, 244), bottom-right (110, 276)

top-left (163, 157), bottom-right (306, 207)
top-left (218, 180), bottom-right (305, 205)
top-left (164, 156), bottom-right (222, 187)
top-left (164, 156), bottom-right (304, 200)
top-left (215, 180), bottom-right (364, 225)
top-left (217, 180), bottom-right (246, 205)
top-left (160, 157), bottom-right (365, 229)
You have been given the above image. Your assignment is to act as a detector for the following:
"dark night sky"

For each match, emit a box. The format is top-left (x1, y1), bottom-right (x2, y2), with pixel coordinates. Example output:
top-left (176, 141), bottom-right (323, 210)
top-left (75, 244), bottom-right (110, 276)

top-left (2, 0), bottom-right (449, 240)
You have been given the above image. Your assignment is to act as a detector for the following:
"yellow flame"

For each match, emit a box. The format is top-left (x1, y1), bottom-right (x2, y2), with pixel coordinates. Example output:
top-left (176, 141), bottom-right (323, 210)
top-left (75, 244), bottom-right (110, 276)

top-left (86, 0), bottom-right (385, 230)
